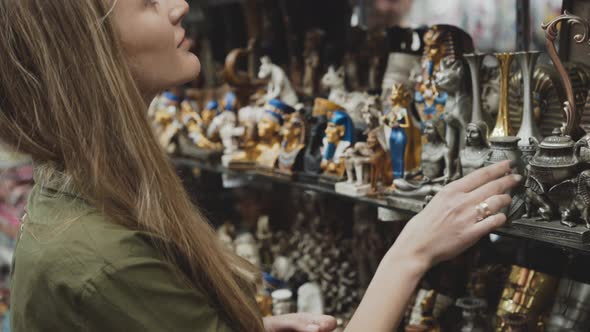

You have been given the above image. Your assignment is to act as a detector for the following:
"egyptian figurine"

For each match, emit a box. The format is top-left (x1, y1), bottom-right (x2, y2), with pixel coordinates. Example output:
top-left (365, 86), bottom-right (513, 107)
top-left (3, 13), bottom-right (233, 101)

top-left (303, 99), bottom-right (344, 177)
top-left (153, 91), bottom-right (183, 153)
top-left (258, 56), bottom-right (299, 107)
top-left (415, 25), bottom-right (473, 178)
top-left (336, 96), bottom-right (382, 195)
top-left (183, 100), bottom-right (222, 150)
top-left (256, 99), bottom-right (295, 169)
top-left (459, 122), bottom-right (490, 177)
top-left (277, 112), bottom-right (306, 175)
top-left (215, 92), bottom-right (258, 168)
top-left (320, 110), bottom-right (355, 179)
top-left (383, 83), bottom-right (422, 183)
top-left (393, 121), bottom-right (451, 198)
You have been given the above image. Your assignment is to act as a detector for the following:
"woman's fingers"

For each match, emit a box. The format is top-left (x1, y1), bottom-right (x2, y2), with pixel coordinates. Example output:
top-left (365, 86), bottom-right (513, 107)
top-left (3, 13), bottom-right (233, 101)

top-left (467, 174), bottom-right (522, 203)
top-left (466, 212), bottom-right (508, 240)
top-left (445, 160), bottom-right (514, 193)
top-left (463, 194), bottom-right (512, 222)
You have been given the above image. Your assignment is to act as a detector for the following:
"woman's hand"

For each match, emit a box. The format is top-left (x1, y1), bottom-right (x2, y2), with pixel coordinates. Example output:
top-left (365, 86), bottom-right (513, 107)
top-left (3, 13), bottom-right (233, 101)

top-left (263, 313), bottom-right (337, 332)
top-left (390, 160), bottom-right (521, 268)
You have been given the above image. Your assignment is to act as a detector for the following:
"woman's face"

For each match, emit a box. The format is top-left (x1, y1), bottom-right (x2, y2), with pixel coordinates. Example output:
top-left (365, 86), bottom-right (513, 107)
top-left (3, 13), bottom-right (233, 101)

top-left (112, 0), bottom-right (200, 97)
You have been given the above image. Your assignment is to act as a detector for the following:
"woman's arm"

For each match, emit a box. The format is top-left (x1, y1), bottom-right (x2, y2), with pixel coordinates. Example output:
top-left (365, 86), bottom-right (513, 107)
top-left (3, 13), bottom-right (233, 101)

top-left (345, 160), bottom-right (521, 331)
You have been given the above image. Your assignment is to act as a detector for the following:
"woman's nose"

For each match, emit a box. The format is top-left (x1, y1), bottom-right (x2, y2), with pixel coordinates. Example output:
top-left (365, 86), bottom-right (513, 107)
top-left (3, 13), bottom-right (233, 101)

top-left (170, 0), bottom-right (189, 25)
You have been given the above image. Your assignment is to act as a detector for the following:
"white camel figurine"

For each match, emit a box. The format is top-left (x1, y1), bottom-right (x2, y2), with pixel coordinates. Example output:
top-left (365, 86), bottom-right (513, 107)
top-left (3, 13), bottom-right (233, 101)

top-left (321, 66), bottom-right (366, 131)
top-left (258, 56), bottom-right (299, 107)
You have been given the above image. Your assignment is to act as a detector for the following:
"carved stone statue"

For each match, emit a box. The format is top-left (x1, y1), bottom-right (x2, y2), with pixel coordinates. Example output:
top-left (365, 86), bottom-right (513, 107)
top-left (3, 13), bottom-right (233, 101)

top-left (460, 122), bottom-right (491, 176)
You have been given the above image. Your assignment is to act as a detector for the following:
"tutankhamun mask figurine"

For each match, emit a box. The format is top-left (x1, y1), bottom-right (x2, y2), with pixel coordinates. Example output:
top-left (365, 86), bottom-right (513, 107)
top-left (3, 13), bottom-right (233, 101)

top-left (256, 99), bottom-right (295, 169)
top-left (384, 83), bottom-right (422, 186)
top-left (277, 112), bottom-right (306, 175)
top-left (320, 110), bottom-right (355, 179)
top-left (182, 100), bottom-right (223, 150)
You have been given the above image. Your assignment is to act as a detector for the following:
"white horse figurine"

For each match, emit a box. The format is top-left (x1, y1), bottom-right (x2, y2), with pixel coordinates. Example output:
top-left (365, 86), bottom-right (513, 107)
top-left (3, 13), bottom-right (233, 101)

top-left (258, 56), bottom-right (299, 107)
top-left (321, 66), bottom-right (366, 131)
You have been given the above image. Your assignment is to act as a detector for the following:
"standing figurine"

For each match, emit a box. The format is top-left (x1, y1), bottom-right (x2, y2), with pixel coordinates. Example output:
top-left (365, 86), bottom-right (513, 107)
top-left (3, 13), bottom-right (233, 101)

top-left (321, 111), bottom-right (355, 179)
top-left (460, 122), bottom-right (491, 176)
top-left (383, 83), bottom-right (421, 185)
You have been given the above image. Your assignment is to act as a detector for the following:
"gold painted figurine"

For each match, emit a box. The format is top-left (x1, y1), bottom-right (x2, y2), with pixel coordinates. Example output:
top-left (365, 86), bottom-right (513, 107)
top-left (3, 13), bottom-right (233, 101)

top-left (277, 112), bottom-right (306, 175)
top-left (256, 99), bottom-right (295, 169)
top-left (383, 83), bottom-right (422, 188)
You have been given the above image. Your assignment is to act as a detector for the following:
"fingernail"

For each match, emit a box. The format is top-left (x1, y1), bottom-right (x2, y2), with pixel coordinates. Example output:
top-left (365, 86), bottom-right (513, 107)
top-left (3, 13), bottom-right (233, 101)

top-left (305, 324), bottom-right (320, 332)
top-left (513, 174), bottom-right (523, 182)
top-left (509, 160), bottom-right (518, 169)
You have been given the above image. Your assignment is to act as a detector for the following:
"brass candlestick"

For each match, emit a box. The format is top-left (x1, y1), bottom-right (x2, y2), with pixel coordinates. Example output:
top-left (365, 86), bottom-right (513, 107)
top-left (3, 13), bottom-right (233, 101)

top-left (491, 53), bottom-right (514, 137)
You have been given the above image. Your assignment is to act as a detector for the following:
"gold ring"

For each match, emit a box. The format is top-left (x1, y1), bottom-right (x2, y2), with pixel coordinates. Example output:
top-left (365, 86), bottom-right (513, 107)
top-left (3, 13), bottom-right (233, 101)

top-left (475, 202), bottom-right (492, 221)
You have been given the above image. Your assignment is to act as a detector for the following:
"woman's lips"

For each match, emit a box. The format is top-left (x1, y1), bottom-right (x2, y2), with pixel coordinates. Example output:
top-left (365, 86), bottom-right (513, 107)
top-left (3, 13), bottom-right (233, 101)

top-left (178, 38), bottom-right (194, 51)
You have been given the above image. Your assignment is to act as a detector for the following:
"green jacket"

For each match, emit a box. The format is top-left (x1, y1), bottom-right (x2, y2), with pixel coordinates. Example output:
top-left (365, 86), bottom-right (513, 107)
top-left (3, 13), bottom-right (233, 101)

top-left (10, 170), bottom-right (233, 331)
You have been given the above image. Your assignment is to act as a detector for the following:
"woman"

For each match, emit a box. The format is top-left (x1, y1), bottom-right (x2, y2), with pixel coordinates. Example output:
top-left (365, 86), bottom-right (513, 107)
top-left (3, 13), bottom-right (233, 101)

top-left (0, 1), bottom-right (521, 331)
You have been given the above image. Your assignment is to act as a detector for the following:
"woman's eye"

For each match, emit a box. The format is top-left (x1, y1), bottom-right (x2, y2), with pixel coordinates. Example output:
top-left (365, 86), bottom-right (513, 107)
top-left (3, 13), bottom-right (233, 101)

top-left (146, 0), bottom-right (159, 6)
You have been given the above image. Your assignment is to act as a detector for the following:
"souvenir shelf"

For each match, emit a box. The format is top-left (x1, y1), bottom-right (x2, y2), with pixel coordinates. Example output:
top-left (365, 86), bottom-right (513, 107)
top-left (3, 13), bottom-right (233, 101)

top-left (173, 156), bottom-right (590, 255)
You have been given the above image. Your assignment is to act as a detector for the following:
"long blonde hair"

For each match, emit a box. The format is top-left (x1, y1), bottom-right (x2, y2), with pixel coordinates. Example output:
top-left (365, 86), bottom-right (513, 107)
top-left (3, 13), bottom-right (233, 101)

top-left (0, 0), bottom-right (263, 330)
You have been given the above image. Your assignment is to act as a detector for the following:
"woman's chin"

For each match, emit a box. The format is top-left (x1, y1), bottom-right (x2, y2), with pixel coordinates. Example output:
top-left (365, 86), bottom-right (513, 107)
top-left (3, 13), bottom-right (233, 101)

top-left (176, 54), bottom-right (201, 84)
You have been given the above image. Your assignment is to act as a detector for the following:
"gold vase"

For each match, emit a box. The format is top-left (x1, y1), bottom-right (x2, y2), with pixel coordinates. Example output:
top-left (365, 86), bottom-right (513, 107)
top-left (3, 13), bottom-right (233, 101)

top-left (491, 53), bottom-right (514, 137)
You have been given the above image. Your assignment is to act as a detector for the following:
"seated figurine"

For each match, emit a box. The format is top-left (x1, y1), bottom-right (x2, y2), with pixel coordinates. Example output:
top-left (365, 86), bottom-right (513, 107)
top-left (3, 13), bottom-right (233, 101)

top-left (320, 110), bottom-right (355, 179)
top-left (393, 121), bottom-right (450, 198)
top-left (277, 112), bottom-right (306, 175)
